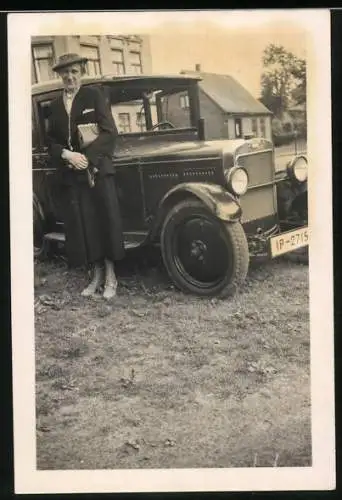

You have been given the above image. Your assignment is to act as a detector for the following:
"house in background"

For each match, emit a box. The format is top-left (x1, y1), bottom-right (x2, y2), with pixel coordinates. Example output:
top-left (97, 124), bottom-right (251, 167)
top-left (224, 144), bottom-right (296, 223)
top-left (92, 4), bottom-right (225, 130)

top-left (163, 65), bottom-right (272, 141)
top-left (31, 35), bottom-right (152, 134)
top-left (288, 103), bottom-right (307, 138)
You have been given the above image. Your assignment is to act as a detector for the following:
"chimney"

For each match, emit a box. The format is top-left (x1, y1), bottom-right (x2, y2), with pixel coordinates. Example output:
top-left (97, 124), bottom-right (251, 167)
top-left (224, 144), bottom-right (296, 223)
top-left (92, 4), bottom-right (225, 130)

top-left (195, 63), bottom-right (201, 72)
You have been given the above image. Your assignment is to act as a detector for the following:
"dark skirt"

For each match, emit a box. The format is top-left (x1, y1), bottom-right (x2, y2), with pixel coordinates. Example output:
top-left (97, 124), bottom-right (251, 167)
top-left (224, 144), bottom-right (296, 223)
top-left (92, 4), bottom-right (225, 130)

top-left (61, 174), bottom-right (125, 268)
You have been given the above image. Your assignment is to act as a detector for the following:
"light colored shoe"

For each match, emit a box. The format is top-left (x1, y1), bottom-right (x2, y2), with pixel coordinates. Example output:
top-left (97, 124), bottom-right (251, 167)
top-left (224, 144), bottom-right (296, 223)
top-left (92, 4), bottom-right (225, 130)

top-left (81, 281), bottom-right (98, 297)
top-left (103, 259), bottom-right (118, 300)
top-left (81, 264), bottom-right (104, 297)
top-left (103, 282), bottom-right (117, 300)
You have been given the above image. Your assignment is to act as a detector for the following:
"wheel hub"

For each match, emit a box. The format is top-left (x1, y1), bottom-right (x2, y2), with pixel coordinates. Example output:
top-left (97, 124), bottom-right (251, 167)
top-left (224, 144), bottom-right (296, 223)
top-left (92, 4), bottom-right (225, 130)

top-left (168, 211), bottom-right (236, 289)
top-left (190, 239), bottom-right (207, 261)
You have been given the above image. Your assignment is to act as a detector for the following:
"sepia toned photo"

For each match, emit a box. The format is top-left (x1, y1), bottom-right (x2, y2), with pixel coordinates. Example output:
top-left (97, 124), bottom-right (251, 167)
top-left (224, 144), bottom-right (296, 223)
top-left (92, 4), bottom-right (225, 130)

top-left (9, 10), bottom-right (334, 494)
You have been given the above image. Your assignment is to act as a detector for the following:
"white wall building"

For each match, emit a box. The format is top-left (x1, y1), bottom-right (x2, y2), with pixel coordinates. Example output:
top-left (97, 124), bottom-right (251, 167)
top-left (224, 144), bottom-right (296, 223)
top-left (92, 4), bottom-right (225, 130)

top-left (31, 35), bottom-right (153, 134)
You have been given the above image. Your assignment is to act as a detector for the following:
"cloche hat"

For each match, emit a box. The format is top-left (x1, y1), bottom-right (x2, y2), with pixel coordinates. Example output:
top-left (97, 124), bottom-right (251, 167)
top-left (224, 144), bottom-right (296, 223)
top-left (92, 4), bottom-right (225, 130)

top-left (53, 53), bottom-right (88, 72)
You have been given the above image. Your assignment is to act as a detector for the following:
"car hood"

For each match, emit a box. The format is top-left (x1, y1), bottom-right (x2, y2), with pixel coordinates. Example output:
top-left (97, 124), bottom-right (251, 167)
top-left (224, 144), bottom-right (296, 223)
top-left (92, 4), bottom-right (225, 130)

top-left (113, 137), bottom-right (273, 164)
top-left (113, 138), bottom-right (248, 163)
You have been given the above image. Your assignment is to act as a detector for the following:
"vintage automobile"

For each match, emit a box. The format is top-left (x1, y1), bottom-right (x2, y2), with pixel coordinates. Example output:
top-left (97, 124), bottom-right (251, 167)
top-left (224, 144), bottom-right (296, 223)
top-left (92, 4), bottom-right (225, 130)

top-left (32, 74), bottom-right (308, 297)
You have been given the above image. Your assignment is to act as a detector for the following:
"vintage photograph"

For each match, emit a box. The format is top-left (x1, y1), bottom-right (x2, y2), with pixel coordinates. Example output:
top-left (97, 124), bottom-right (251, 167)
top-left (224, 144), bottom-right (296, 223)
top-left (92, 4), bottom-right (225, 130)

top-left (9, 10), bottom-right (334, 494)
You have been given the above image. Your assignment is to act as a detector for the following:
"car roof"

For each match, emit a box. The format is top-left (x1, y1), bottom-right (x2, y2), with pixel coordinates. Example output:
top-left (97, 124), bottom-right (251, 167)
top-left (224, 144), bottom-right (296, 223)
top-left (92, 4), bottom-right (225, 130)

top-left (31, 73), bottom-right (201, 96)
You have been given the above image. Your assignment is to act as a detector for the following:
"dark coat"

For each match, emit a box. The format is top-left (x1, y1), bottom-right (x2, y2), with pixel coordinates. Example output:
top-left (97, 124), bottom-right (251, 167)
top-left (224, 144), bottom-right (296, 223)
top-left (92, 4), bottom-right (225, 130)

top-left (47, 85), bottom-right (125, 267)
top-left (47, 85), bottom-right (117, 182)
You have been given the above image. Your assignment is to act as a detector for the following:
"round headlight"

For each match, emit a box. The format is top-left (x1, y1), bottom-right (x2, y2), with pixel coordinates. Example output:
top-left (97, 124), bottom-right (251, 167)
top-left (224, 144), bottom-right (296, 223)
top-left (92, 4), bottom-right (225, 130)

top-left (288, 156), bottom-right (308, 183)
top-left (227, 167), bottom-right (249, 196)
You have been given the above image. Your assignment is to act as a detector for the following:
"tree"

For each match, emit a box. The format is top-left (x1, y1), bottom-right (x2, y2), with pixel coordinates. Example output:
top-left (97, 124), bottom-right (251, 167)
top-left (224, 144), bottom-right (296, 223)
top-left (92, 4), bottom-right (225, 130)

top-left (290, 58), bottom-right (306, 107)
top-left (259, 44), bottom-right (306, 117)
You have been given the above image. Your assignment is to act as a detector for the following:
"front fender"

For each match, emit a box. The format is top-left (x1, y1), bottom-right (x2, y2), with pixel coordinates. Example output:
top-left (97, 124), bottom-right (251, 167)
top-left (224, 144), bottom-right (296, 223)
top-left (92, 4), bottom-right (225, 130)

top-left (162, 183), bottom-right (242, 221)
top-left (149, 182), bottom-right (241, 242)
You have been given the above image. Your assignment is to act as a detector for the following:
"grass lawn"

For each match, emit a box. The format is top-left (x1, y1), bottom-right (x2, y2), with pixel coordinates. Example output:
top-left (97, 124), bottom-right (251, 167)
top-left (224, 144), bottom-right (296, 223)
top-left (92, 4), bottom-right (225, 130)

top-left (35, 249), bottom-right (311, 470)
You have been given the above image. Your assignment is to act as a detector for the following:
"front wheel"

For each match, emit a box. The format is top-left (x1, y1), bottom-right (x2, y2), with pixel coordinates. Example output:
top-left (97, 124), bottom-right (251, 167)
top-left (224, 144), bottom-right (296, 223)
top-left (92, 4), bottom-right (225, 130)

top-left (160, 199), bottom-right (249, 297)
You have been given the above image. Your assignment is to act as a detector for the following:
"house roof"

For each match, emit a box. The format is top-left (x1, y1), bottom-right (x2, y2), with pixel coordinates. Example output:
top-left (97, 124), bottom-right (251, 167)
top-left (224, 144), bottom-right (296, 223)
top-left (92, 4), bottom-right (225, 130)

top-left (181, 70), bottom-right (272, 115)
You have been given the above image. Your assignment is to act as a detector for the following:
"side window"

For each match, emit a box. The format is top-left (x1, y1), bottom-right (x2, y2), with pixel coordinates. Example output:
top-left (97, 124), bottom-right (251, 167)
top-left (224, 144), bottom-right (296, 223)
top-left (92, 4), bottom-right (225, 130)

top-left (37, 100), bottom-right (52, 144)
top-left (32, 105), bottom-right (39, 149)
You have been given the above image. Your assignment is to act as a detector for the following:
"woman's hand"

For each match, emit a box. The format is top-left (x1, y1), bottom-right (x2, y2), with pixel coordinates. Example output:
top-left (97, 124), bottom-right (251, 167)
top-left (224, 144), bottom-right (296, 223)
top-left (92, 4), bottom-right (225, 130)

top-left (71, 153), bottom-right (88, 170)
top-left (61, 149), bottom-right (88, 170)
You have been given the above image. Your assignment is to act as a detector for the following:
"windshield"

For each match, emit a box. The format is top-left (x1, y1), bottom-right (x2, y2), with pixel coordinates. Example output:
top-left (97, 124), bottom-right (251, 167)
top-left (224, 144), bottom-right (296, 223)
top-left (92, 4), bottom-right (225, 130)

top-left (158, 90), bottom-right (191, 128)
top-left (110, 93), bottom-right (159, 133)
top-left (107, 85), bottom-right (193, 134)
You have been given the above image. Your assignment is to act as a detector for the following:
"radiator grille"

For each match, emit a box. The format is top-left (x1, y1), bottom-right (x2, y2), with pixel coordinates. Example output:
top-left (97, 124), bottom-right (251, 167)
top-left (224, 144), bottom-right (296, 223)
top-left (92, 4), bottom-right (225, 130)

top-left (237, 150), bottom-right (276, 223)
top-left (237, 150), bottom-right (274, 187)
top-left (240, 186), bottom-right (276, 224)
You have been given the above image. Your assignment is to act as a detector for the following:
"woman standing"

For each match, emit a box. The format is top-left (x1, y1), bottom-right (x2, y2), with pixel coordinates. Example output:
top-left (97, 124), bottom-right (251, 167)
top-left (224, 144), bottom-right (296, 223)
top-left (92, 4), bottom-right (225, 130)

top-left (47, 53), bottom-right (125, 299)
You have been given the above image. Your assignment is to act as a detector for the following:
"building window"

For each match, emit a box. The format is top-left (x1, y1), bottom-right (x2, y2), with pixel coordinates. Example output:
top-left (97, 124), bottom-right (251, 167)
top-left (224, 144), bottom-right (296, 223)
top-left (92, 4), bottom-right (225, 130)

top-left (80, 45), bottom-right (101, 76)
top-left (251, 118), bottom-right (258, 137)
top-left (136, 111), bottom-right (146, 131)
top-left (129, 51), bottom-right (142, 74)
top-left (180, 94), bottom-right (190, 109)
top-left (112, 49), bottom-right (125, 75)
top-left (129, 41), bottom-right (141, 52)
top-left (32, 44), bottom-right (55, 83)
top-left (234, 118), bottom-right (242, 138)
top-left (260, 117), bottom-right (266, 138)
top-left (118, 113), bottom-right (131, 133)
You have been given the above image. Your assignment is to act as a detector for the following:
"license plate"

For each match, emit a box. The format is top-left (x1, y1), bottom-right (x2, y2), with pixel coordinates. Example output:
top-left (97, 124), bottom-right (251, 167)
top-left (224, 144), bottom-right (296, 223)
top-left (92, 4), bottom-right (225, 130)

top-left (269, 227), bottom-right (309, 258)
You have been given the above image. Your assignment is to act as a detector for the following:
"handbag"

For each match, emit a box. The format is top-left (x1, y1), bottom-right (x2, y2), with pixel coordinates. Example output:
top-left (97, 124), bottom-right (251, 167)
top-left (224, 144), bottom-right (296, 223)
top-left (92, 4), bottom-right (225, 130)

top-left (77, 122), bottom-right (100, 149)
top-left (77, 123), bottom-right (100, 187)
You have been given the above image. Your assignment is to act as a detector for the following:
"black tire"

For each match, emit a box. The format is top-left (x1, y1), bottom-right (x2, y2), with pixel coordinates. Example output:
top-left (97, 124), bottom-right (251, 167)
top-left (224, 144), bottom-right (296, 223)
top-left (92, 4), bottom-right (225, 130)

top-left (160, 199), bottom-right (249, 297)
top-left (33, 195), bottom-right (46, 259)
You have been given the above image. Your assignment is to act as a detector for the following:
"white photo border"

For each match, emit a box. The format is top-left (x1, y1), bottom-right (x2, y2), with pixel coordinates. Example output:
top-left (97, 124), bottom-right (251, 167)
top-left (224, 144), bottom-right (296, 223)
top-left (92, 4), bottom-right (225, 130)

top-left (8, 9), bottom-right (335, 494)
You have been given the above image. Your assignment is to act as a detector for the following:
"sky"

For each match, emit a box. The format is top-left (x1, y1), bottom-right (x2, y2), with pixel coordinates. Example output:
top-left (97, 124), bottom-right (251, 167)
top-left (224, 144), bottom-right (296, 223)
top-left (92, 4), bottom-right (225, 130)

top-left (148, 20), bottom-right (307, 99)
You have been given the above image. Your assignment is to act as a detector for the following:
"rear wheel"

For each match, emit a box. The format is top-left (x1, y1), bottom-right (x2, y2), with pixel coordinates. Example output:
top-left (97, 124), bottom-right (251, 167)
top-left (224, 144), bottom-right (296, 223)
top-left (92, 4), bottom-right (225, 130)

top-left (160, 199), bottom-right (249, 297)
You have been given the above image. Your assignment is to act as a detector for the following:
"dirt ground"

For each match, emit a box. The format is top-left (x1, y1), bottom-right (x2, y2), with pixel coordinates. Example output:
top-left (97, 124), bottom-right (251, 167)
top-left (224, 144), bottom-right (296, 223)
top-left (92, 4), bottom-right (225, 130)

top-left (34, 247), bottom-right (311, 470)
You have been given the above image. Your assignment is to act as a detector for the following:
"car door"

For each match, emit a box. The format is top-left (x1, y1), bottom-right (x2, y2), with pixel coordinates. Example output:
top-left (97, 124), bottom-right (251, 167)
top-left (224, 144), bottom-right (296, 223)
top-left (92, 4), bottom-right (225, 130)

top-left (33, 90), bottom-right (65, 227)
top-left (105, 83), bottom-right (146, 232)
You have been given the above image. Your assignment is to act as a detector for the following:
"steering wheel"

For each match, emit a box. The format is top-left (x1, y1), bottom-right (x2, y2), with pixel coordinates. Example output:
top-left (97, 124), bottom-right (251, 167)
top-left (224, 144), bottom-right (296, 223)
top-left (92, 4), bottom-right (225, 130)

top-left (150, 121), bottom-right (175, 131)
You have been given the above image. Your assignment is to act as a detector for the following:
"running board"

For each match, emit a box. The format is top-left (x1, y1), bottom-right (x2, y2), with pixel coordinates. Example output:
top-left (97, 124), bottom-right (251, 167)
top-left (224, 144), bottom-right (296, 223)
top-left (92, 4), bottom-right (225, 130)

top-left (43, 231), bottom-right (147, 250)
